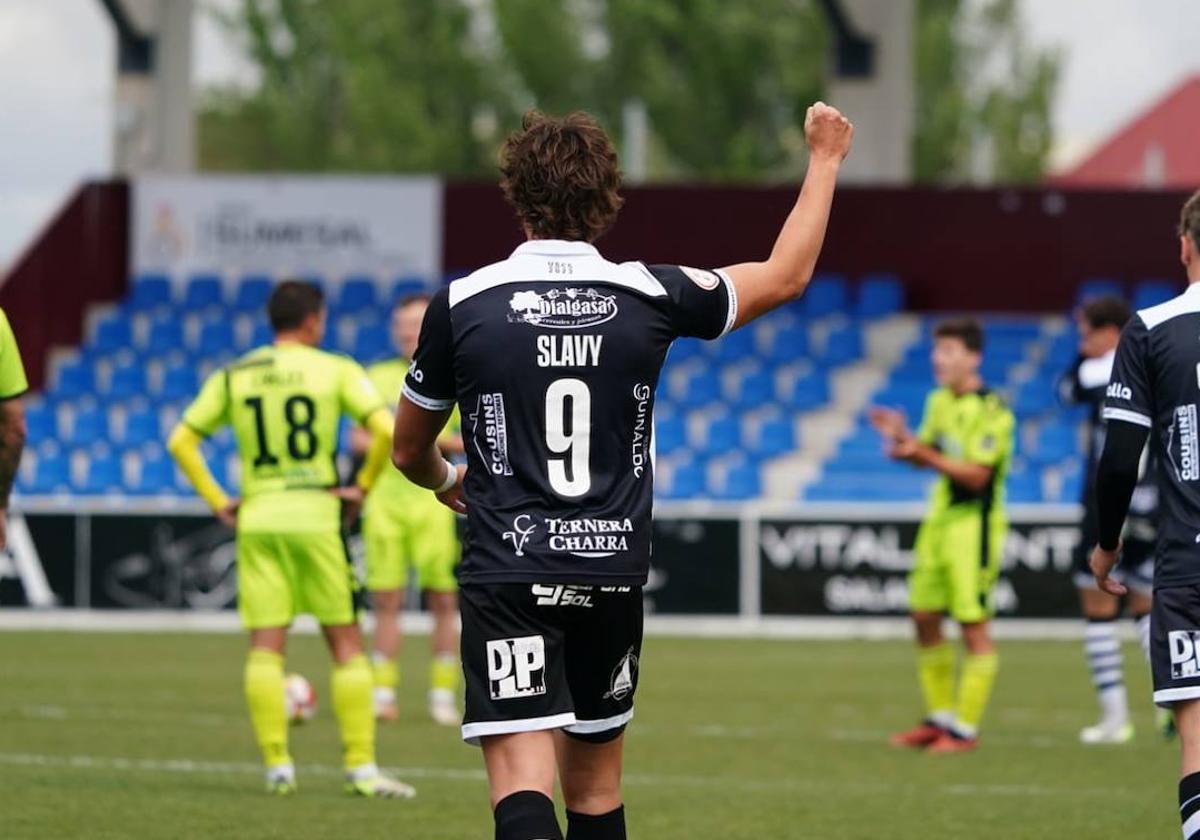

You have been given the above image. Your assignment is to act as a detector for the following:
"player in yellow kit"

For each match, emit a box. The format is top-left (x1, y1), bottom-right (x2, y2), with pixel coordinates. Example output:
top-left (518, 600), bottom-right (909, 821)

top-left (0, 309), bottom-right (28, 551)
top-left (871, 319), bottom-right (1014, 753)
top-left (167, 280), bottom-right (415, 798)
top-left (354, 295), bottom-right (463, 726)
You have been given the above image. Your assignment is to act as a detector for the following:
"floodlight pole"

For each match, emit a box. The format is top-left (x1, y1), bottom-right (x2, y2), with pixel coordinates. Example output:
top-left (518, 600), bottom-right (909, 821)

top-left (98, 0), bottom-right (194, 175)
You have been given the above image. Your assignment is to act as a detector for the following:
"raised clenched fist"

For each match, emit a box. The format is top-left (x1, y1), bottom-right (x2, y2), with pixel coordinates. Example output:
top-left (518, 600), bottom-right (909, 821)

top-left (805, 102), bottom-right (854, 163)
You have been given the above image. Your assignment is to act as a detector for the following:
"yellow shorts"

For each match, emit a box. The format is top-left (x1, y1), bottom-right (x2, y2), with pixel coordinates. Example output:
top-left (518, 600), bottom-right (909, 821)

top-left (363, 501), bottom-right (459, 593)
top-left (909, 510), bottom-right (1006, 624)
top-left (236, 530), bottom-right (359, 629)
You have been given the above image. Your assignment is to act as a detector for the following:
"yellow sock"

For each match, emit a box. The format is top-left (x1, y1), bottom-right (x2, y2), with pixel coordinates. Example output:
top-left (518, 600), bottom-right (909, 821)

top-left (429, 654), bottom-right (460, 695)
top-left (955, 652), bottom-right (999, 735)
top-left (916, 642), bottom-right (955, 726)
top-left (244, 648), bottom-right (291, 768)
top-left (371, 653), bottom-right (399, 691)
top-left (332, 654), bottom-right (376, 770)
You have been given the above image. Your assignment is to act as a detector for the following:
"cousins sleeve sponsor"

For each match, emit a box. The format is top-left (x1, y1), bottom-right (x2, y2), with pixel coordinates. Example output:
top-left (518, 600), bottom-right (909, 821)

top-left (403, 286), bottom-right (456, 411)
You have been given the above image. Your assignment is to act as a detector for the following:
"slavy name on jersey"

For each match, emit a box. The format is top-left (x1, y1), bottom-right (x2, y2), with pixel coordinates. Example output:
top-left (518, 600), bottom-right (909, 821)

top-left (536, 334), bottom-right (603, 367)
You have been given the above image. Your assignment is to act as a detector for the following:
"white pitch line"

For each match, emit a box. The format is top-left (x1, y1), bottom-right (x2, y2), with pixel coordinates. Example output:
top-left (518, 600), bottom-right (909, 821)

top-left (0, 752), bottom-right (1139, 799)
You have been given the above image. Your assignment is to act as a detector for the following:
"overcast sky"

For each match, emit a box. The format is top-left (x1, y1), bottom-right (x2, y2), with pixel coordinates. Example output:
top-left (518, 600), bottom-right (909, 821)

top-left (0, 0), bottom-right (1197, 266)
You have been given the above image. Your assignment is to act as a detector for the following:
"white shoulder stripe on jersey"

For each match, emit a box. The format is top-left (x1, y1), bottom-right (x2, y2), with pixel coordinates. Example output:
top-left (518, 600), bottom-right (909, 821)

top-left (715, 269), bottom-right (738, 337)
top-left (1138, 285), bottom-right (1200, 330)
top-left (402, 383), bottom-right (455, 411)
top-left (448, 256), bottom-right (668, 308)
top-left (1102, 406), bottom-right (1152, 427)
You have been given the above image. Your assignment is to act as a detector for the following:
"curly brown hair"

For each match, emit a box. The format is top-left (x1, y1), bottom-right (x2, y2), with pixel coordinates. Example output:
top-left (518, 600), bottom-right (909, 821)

top-left (499, 110), bottom-right (624, 243)
top-left (1181, 189), bottom-right (1200, 251)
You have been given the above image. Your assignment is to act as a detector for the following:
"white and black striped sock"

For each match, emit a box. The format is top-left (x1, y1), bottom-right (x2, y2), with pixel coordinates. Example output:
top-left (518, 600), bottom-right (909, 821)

top-left (1135, 612), bottom-right (1152, 663)
top-left (1179, 772), bottom-right (1200, 838)
top-left (1084, 618), bottom-right (1127, 725)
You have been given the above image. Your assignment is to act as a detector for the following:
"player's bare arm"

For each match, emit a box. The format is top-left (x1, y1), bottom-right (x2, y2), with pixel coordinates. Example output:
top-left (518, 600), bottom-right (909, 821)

top-left (720, 102), bottom-right (854, 329)
top-left (0, 397), bottom-right (26, 547)
top-left (392, 398), bottom-right (464, 513)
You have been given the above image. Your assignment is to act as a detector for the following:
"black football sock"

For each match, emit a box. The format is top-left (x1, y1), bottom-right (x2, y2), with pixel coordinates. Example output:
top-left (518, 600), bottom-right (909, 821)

top-left (495, 790), bottom-right (563, 840)
top-left (566, 805), bottom-right (626, 840)
top-left (1180, 773), bottom-right (1200, 838)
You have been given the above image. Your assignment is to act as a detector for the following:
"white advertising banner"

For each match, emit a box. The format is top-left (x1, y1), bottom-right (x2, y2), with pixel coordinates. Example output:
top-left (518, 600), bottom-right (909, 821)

top-left (132, 175), bottom-right (442, 283)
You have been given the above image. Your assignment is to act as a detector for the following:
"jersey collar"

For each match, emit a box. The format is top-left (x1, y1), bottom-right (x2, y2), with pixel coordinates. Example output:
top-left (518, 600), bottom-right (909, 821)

top-left (511, 239), bottom-right (600, 258)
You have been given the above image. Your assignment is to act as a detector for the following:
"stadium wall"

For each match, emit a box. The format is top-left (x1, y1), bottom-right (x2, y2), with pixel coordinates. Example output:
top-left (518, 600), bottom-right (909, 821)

top-left (0, 182), bottom-right (130, 390)
top-left (444, 184), bottom-right (1194, 310)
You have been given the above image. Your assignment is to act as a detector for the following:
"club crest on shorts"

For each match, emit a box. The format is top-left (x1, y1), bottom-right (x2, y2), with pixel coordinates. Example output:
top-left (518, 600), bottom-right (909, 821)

top-left (486, 635), bottom-right (547, 700)
top-left (603, 648), bottom-right (638, 701)
top-left (1169, 630), bottom-right (1200, 679)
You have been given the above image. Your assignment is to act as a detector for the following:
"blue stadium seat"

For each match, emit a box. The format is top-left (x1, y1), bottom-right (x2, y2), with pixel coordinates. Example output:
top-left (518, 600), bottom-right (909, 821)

top-left (1007, 471), bottom-right (1043, 503)
top-left (733, 370), bottom-right (775, 410)
top-left (133, 453), bottom-right (175, 495)
top-left (783, 373), bottom-right (830, 411)
top-left (1032, 423), bottom-right (1080, 465)
top-left (338, 277), bottom-right (379, 312)
top-left (121, 408), bottom-right (160, 447)
top-left (1076, 278), bottom-right (1123, 304)
top-left (68, 406), bottom-right (109, 448)
top-left (764, 329), bottom-right (810, 365)
top-left (750, 418), bottom-right (796, 458)
top-left (145, 318), bottom-right (184, 354)
top-left (678, 370), bottom-right (721, 409)
top-left (669, 337), bottom-right (705, 364)
top-left (352, 324), bottom-right (390, 361)
top-left (93, 315), bottom-right (133, 354)
top-left (52, 360), bottom-right (95, 398)
top-left (856, 274), bottom-right (904, 319)
top-left (233, 276), bottom-right (273, 313)
top-left (662, 463), bottom-right (705, 499)
top-left (801, 274), bottom-right (849, 317)
top-left (249, 321), bottom-right (274, 348)
top-left (821, 325), bottom-right (863, 365)
top-left (184, 275), bottom-right (224, 310)
top-left (714, 462), bottom-right (761, 500)
top-left (198, 320), bottom-right (236, 356)
top-left (713, 328), bottom-right (756, 364)
top-left (391, 277), bottom-right (428, 303)
top-left (25, 403), bottom-right (56, 445)
top-left (1013, 382), bottom-right (1055, 417)
top-left (127, 274), bottom-right (172, 311)
top-left (699, 415), bottom-right (741, 456)
top-left (76, 455), bottom-right (123, 494)
top-left (28, 454), bottom-right (70, 494)
top-left (108, 362), bottom-right (147, 400)
top-left (1133, 279), bottom-right (1178, 310)
top-left (1059, 471), bottom-right (1084, 503)
top-left (160, 364), bottom-right (199, 401)
top-left (654, 415), bottom-right (686, 456)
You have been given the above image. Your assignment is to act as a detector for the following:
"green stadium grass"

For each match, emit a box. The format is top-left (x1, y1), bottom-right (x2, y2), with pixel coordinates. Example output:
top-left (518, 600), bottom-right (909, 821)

top-left (0, 631), bottom-right (1176, 838)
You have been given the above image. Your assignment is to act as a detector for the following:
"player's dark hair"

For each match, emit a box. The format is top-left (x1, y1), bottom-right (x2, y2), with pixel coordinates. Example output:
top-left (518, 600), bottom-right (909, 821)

top-left (933, 318), bottom-right (984, 353)
top-left (500, 110), bottom-right (624, 243)
top-left (1080, 295), bottom-right (1131, 331)
top-left (1181, 189), bottom-right (1200, 252)
top-left (395, 292), bottom-right (431, 312)
top-left (268, 280), bottom-right (325, 332)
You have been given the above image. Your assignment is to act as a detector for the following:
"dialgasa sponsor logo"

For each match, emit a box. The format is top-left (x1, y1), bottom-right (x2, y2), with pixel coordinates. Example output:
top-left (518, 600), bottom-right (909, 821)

top-left (508, 288), bottom-right (618, 329)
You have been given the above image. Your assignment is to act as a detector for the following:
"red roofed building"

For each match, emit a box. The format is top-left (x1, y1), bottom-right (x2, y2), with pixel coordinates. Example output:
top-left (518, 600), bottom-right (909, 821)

top-left (1053, 75), bottom-right (1200, 188)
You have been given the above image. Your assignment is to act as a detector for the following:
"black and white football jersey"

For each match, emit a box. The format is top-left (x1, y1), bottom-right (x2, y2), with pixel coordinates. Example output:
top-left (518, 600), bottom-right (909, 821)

top-left (1105, 285), bottom-right (1200, 587)
top-left (402, 240), bottom-right (736, 585)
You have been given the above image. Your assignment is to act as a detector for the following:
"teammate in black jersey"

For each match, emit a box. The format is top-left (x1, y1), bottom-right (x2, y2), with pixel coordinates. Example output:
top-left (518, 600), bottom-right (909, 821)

top-left (1091, 190), bottom-right (1200, 840)
top-left (1059, 296), bottom-right (1165, 743)
top-left (391, 105), bottom-right (853, 840)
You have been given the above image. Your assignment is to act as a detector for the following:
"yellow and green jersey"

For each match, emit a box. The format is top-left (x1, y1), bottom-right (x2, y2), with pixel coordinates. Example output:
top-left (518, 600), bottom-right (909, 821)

top-left (182, 342), bottom-right (385, 533)
top-left (916, 386), bottom-right (1015, 520)
top-left (0, 309), bottom-right (28, 400)
top-left (363, 357), bottom-right (460, 513)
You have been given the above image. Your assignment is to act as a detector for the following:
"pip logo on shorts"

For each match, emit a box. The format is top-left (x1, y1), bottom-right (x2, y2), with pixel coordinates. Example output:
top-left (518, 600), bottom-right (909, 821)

top-left (487, 635), bottom-right (548, 700)
top-left (1169, 630), bottom-right (1200, 679)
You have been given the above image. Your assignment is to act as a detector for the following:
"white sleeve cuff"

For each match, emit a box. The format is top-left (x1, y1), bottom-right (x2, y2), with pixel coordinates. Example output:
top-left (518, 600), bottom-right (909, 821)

top-left (402, 383), bottom-right (455, 411)
top-left (715, 269), bottom-right (738, 337)
top-left (1102, 407), bottom-right (1152, 428)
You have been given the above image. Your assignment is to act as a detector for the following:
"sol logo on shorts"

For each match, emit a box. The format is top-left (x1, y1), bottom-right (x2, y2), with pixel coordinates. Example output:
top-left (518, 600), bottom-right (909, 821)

top-left (1168, 630), bottom-right (1200, 679)
top-left (486, 635), bottom-right (547, 700)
